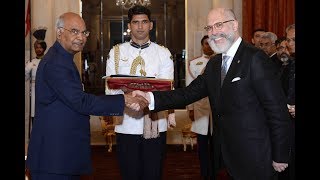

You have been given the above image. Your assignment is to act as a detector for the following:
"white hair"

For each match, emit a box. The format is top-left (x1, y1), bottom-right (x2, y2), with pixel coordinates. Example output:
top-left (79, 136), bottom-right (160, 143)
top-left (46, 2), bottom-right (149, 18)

top-left (261, 32), bottom-right (277, 43)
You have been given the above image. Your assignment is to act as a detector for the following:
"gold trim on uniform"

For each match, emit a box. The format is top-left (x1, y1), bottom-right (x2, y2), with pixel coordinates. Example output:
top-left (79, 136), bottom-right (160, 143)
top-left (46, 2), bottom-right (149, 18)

top-left (130, 54), bottom-right (146, 76)
top-left (196, 61), bottom-right (203, 65)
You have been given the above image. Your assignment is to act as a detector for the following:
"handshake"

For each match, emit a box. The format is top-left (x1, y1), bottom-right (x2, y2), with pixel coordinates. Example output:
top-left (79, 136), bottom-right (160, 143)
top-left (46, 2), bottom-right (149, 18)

top-left (123, 90), bottom-right (176, 128)
top-left (123, 90), bottom-right (151, 111)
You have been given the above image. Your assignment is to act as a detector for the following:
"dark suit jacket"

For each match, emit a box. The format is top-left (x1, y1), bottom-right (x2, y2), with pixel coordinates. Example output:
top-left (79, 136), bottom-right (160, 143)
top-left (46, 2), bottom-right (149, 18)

top-left (152, 40), bottom-right (292, 180)
top-left (26, 41), bottom-right (125, 175)
top-left (270, 53), bottom-right (283, 73)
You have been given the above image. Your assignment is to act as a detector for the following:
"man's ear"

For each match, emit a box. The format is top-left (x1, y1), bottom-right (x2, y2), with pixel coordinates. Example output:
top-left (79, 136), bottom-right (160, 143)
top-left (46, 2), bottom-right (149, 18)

top-left (149, 21), bottom-right (153, 31)
top-left (57, 29), bottom-right (62, 35)
top-left (56, 29), bottom-right (62, 39)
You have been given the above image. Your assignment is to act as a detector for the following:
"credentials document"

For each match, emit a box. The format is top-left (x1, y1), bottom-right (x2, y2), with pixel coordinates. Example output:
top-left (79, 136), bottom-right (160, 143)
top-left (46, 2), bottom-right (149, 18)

top-left (104, 75), bottom-right (173, 92)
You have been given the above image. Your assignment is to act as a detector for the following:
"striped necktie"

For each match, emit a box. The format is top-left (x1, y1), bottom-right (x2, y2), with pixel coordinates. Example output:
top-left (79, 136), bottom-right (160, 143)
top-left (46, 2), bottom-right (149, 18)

top-left (221, 55), bottom-right (230, 86)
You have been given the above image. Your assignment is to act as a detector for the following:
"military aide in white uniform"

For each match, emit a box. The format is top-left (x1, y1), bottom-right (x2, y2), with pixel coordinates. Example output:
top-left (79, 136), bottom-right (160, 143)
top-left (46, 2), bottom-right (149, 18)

top-left (105, 5), bottom-right (175, 180)
top-left (185, 35), bottom-right (215, 179)
top-left (187, 54), bottom-right (212, 135)
top-left (106, 40), bottom-right (174, 135)
top-left (25, 29), bottom-right (47, 121)
top-left (25, 56), bottom-right (41, 118)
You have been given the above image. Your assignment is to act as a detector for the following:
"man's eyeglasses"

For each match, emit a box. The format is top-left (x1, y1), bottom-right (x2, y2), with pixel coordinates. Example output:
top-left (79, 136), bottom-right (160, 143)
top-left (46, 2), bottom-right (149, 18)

top-left (204, 20), bottom-right (235, 32)
top-left (59, 27), bottom-right (90, 37)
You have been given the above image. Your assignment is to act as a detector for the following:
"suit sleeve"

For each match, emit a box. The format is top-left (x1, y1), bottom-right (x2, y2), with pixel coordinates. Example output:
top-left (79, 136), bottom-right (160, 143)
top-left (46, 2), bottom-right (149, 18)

top-left (185, 60), bottom-right (195, 111)
top-left (43, 61), bottom-right (125, 116)
top-left (152, 73), bottom-right (208, 112)
top-left (251, 51), bottom-right (292, 162)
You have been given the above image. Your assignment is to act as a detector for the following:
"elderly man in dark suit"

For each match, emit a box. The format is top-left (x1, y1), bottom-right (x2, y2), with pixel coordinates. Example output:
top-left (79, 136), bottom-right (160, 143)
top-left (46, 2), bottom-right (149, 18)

top-left (25, 12), bottom-right (148, 180)
top-left (133, 8), bottom-right (293, 180)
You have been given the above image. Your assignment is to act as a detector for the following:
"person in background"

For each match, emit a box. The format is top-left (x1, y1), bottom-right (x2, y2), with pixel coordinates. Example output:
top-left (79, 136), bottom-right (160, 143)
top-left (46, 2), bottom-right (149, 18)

top-left (26, 12), bottom-right (148, 180)
top-left (286, 24), bottom-right (295, 58)
top-left (133, 7), bottom-right (293, 180)
top-left (273, 37), bottom-right (288, 70)
top-left (251, 28), bottom-right (266, 48)
top-left (25, 27), bottom-right (48, 136)
top-left (278, 23), bottom-right (295, 180)
top-left (105, 5), bottom-right (175, 180)
top-left (186, 35), bottom-right (215, 180)
top-left (260, 31), bottom-right (278, 58)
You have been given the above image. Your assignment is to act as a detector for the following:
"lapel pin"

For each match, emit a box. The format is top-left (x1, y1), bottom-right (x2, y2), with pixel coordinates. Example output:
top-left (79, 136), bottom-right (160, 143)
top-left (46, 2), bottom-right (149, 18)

top-left (237, 60), bottom-right (240, 63)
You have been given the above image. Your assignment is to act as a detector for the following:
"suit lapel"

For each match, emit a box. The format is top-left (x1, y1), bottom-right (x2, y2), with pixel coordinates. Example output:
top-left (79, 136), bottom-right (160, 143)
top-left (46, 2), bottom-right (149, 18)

top-left (221, 42), bottom-right (246, 88)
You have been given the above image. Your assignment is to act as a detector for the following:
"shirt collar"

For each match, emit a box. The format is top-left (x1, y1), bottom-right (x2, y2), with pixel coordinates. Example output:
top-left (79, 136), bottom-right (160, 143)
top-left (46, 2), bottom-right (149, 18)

top-left (223, 37), bottom-right (242, 59)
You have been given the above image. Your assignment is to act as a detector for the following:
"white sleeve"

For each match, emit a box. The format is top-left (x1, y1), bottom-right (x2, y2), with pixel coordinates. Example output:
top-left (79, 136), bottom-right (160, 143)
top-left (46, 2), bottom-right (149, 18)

top-left (25, 61), bottom-right (32, 81)
top-left (105, 47), bottom-right (123, 95)
top-left (185, 59), bottom-right (195, 86)
top-left (148, 92), bottom-right (155, 110)
top-left (157, 48), bottom-right (174, 80)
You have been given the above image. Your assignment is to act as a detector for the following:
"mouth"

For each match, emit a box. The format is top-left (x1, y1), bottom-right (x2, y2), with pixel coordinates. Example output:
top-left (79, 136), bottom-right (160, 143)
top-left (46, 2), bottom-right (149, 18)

top-left (73, 42), bottom-right (84, 49)
top-left (213, 37), bottom-right (225, 43)
top-left (136, 31), bottom-right (144, 34)
top-left (209, 33), bottom-right (228, 44)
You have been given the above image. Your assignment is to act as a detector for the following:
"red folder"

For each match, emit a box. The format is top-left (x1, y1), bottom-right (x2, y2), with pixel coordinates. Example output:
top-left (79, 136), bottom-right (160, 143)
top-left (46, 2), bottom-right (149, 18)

top-left (105, 76), bottom-right (173, 92)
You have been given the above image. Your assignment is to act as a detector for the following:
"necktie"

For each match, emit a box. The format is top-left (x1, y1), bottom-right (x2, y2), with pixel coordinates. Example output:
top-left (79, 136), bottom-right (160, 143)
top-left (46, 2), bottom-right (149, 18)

top-left (221, 55), bottom-right (230, 86)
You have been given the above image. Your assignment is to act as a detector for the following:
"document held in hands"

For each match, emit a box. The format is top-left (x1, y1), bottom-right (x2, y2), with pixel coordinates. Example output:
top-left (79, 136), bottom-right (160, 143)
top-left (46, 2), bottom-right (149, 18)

top-left (105, 75), bottom-right (173, 92)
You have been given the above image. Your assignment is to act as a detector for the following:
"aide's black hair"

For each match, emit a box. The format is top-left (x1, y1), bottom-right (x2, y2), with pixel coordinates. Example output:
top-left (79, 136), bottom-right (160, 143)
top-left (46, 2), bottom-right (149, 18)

top-left (275, 36), bottom-right (286, 47)
top-left (128, 5), bottom-right (151, 22)
top-left (201, 35), bottom-right (209, 46)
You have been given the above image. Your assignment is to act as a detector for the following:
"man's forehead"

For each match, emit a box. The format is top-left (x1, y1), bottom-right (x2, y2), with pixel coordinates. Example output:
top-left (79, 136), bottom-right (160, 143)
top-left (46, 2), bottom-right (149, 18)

top-left (261, 38), bottom-right (271, 42)
top-left (132, 14), bottom-right (149, 20)
top-left (287, 29), bottom-right (295, 37)
top-left (207, 11), bottom-right (224, 23)
top-left (255, 31), bottom-right (265, 35)
top-left (68, 24), bottom-right (86, 31)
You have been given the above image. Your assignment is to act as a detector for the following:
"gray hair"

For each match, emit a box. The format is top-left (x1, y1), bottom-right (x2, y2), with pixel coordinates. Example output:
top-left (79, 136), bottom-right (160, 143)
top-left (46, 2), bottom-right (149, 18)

top-left (261, 32), bottom-right (277, 43)
top-left (285, 24), bottom-right (295, 34)
top-left (55, 14), bottom-right (65, 28)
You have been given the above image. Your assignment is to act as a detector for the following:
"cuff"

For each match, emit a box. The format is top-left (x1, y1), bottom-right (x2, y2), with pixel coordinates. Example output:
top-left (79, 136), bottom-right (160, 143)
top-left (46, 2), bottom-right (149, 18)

top-left (148, 92), bottom-right (155, 110)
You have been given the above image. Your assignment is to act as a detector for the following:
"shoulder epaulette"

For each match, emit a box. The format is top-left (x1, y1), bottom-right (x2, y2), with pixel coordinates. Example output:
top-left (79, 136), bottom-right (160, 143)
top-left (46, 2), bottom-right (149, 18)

top-left (154, 42), bottom-right (168, 49)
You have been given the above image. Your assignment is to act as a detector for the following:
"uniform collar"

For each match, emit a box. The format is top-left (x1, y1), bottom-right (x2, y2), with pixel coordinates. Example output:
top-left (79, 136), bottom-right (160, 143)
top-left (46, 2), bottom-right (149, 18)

top-left (130, 40), bottom-right (151, 49)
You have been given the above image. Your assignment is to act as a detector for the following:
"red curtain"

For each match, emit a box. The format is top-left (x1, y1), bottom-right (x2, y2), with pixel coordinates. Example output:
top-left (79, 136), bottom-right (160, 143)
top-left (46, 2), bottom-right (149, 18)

top-left (242, 0), bottom-right (295, 42)
top-left (25, 0), bottom-right (31, 37)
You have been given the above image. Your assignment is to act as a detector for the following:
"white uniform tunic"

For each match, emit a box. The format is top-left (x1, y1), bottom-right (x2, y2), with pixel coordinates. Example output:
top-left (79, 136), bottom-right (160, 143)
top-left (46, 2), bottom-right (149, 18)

top-left (25, 58), bottom-right (41, 117)
top-left (186, 54), bottom-right (212, 135)
top-left (106, 41), bottom-right (174, 135)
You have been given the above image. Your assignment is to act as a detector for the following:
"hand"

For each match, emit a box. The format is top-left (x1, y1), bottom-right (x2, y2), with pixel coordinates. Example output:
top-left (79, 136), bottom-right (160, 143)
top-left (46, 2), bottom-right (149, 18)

top-left (167, 113), bottom-right (176, 129)
top-left (287, 104), bottom-right (295, 118)
top-left (272, 161), bottom-right (288, 172)
top-left (132, 90), bottom-right (151, 103)
top-left (123, 92), bottom-right (149, 111)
